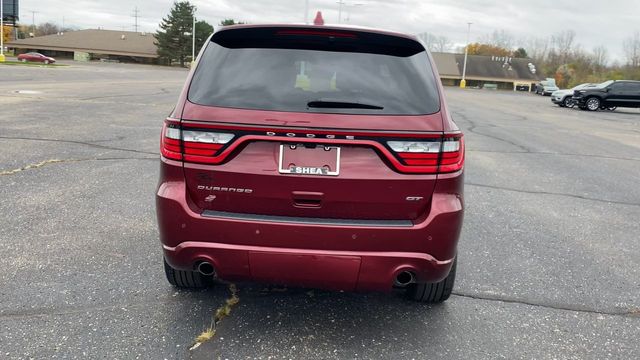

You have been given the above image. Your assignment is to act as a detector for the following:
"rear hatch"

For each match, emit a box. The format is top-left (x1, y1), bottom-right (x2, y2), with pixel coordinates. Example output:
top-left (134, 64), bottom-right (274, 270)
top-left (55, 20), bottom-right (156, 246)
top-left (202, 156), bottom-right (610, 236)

top-left (176, 26), bottom-right (449, 221)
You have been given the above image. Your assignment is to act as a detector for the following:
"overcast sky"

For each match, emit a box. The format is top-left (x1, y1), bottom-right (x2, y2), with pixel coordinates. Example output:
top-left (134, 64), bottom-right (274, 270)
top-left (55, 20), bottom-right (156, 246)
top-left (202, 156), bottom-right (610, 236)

top-left (18, 0), bottom-right (640, 62)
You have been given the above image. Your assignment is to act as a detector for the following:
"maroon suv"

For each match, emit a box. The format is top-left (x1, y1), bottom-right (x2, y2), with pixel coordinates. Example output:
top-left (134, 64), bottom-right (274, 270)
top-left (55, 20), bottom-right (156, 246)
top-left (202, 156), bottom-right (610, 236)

top-left (157, 24), bottom-right (464, 303)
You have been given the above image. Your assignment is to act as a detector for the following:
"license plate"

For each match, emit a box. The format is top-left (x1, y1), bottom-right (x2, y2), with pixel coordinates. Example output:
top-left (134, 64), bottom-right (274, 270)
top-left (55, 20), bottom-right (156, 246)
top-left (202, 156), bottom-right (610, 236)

top-left (278, 144), bottom-right (340, 176)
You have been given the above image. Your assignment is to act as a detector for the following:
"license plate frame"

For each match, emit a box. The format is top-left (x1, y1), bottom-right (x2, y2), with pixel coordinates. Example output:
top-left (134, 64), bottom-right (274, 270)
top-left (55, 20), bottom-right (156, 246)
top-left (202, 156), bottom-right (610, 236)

top-left (278, 144), bottom-right (341, 176)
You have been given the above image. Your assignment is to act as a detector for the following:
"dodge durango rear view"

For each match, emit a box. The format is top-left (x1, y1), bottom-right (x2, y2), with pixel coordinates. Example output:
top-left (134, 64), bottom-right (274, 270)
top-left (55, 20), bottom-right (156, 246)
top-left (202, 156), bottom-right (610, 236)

top-left (156, 23), bottom-right (465, 303)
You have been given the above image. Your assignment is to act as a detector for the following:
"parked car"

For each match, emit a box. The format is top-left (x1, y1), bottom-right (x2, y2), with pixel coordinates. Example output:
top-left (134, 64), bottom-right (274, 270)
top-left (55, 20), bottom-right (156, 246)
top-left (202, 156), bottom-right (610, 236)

top-left (551, 83), bottom-right (596, 107)
top-left (573, 80), bottom-right (640, 111)
top-left (157, 24), bottom-right (465, 303)
top-left (17, 52), bottom-right (56, 64)
top-left (535, 78), bottom-right (559, 96)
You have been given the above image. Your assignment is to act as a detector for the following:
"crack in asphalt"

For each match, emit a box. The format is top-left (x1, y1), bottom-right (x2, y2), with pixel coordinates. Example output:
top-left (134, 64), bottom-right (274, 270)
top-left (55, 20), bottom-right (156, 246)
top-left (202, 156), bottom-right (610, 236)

top-left (466, 182), bottom-right (640, 207)
top-left (0, 157), bottom-right (157, 176)
top-left (0, 159), bottom-right (70, 175)
top-left (452, 110), bottom-right (533, 153)
top-left (1, 93), bottom-right (172, 107)
top-left (0, 135), bottom-right (159, 155)
top-left (453, 110), bottom-right (640, 162)
top-left (79, 88), bottom-right (170, 101)
top-left (1, 291), bottom-right (636, 321)
top-left (0, 299), bottom-right (180, 320)
top-left (189, 284), bottom-right (240, 351)
top-left (452, 292), bottom-right (640, 318)
top-left (468, 149), bottom-right (640, 162)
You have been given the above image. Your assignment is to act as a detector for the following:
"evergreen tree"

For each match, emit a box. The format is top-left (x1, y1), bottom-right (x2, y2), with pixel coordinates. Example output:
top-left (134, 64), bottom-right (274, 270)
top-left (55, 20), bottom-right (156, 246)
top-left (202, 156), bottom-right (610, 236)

top-left (219, 19), bottom-right (244, 26)
top-left (195, 20), bottom-right (214, 55)
top-left (155, 1), bottom-right (196, 66)
top-left (513, 48), bottom-right (528, 58)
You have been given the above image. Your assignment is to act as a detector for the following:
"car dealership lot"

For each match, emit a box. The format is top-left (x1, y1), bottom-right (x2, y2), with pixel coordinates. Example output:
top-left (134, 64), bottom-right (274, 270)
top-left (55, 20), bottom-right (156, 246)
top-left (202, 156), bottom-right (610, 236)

top-left (1, 63), bottom-right (639, 359)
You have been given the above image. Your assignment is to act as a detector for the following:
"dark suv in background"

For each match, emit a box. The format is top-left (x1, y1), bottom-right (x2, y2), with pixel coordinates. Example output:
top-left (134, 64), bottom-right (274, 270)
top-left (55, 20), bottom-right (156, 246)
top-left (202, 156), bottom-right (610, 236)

top-left (573, 80), bottom-right (640, 111)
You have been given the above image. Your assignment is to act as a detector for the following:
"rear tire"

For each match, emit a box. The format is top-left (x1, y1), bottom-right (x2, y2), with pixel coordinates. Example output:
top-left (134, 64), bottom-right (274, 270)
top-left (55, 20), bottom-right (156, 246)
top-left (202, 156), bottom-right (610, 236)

top-left (406, 258), bottom-right (457, 303)
top-left (21, 58), bottom-right (27, 63)
top-left (164, 258), bottom-right (209, 288)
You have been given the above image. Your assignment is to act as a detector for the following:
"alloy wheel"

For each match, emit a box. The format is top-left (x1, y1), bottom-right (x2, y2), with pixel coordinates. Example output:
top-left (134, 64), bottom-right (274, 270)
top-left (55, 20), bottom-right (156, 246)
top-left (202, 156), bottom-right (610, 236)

top-left (586, 98), bottom-right (600, 111)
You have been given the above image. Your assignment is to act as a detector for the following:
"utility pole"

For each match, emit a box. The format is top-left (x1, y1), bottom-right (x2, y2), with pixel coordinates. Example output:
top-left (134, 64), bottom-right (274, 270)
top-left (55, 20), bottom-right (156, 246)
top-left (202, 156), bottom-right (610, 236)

top-left (460, 22), bottom-right (472, 89)
top-left (337, 1), bottom-right (362, 24)
top-left (304, 0), bottom-right (309, 24)
top-left (1, 0), bottom-right (5, 62)
top-left (191, 14), bottom-right (196, 64)
top-left (30, 11), bottom-right (39, 35)
top-left (62, 16), bottom-right (65, 31)
top-left (344, 3), bottom-right (364, 22)
top-left (132, 6), bottom-right (140, 33)
top-left (337, 0), bottom-right (346, 23)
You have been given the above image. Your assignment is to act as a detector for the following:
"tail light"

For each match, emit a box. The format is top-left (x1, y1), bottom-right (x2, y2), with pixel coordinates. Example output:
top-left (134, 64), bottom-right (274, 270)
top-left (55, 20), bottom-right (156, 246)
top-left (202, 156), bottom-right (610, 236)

top-left (438, 135), bottom-right (465, 173)
top-left (161, 119), bottom-right (463, 174)
top-left (160, 119), bottom-right (234, 163)
top-left (160, 122), bottom-right (182, 160)
top-left (387, 134), bottom-right (464, 173)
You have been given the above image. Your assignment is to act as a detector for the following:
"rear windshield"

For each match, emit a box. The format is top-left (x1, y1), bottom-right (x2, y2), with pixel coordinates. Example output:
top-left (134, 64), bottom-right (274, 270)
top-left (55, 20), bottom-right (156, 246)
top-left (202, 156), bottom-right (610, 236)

top-left (188, 28), bottom-right (441, 115)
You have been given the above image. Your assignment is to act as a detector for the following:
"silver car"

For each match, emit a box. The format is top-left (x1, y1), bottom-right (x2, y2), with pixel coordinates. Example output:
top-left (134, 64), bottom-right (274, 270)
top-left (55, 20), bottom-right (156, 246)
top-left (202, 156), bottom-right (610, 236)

top-left (551, 83), bottom-right (596, 107)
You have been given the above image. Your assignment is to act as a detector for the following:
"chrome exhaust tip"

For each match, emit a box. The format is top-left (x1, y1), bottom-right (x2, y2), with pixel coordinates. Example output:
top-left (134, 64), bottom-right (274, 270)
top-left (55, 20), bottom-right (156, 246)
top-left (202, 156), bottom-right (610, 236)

top-left (196, 261), bottom-right (215, 276)
top-left (394, 271), bottom-right (415, 287)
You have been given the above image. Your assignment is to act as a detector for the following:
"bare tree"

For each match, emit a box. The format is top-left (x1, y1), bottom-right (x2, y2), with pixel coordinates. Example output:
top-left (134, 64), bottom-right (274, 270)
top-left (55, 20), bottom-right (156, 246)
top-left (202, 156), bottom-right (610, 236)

top-left (416, 33), bottom-right (451, 53)
top-left (36, 22), bottom-right (60, 36)
top-left (551, 30), bottom-right (576, 64)
top-left (623, 31), bottom-right (640, 67)
top-left (416, 32), bottom-right (435, 49)
top-left (525, 36), bottom-right (550, 63)
top-left (434, 35), bottom-right (452, 52)
top-left (483, 29), bottom-right (515, 50)
top-left (592, 46), bottom-right (608, 69)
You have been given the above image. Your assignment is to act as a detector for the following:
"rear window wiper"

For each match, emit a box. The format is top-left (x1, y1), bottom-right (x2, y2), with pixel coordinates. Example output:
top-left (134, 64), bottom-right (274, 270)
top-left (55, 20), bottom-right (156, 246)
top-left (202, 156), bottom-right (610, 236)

top-left (307, 100), bottom-right (384, 110)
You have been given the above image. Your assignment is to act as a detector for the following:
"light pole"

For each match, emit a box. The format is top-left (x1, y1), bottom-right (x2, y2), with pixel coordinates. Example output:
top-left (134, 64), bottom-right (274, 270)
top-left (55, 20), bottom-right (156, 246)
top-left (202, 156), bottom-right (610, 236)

top-left (460, 22), bottom-right (472, 88)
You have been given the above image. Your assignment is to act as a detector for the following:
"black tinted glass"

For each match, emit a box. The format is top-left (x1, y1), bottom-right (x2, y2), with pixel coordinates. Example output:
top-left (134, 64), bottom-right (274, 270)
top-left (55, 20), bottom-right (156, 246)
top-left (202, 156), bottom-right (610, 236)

top-left (188, 32), bottom-right (440, 115)
top-left (624, 83), bottom-right (640, 92)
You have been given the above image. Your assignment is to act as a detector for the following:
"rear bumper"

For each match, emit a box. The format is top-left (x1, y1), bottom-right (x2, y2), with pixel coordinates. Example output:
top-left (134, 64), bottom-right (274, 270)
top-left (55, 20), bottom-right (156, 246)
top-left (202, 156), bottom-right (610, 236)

top-left (163, 241), bottom-right (454, 291)
top-left (157, 158), bottom-right (463, 291)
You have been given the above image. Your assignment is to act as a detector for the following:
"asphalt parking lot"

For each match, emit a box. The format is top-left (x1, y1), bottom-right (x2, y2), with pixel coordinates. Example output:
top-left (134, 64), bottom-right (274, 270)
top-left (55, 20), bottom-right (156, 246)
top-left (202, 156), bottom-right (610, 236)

top-left (1, 62), bottom-right (639, 359)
